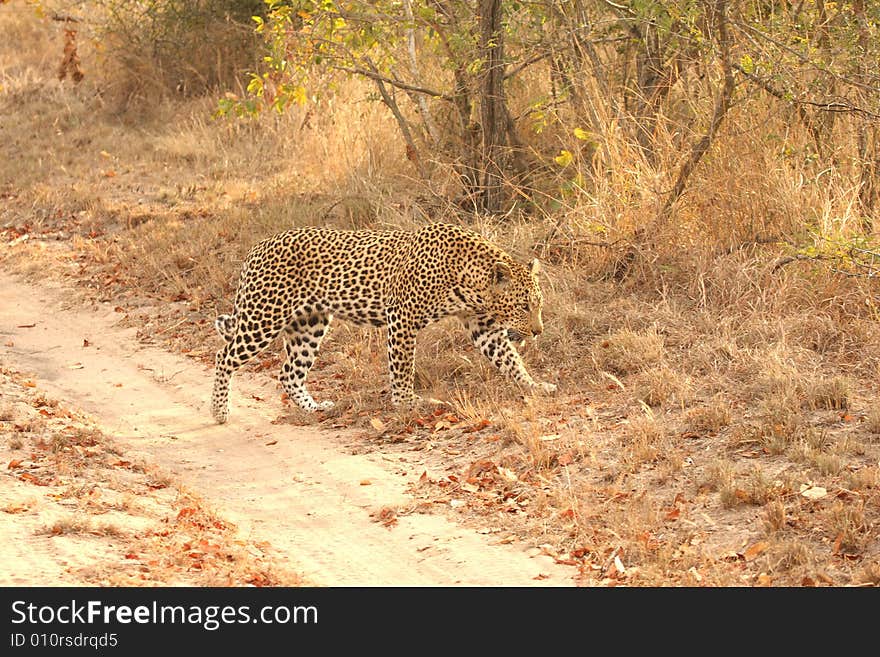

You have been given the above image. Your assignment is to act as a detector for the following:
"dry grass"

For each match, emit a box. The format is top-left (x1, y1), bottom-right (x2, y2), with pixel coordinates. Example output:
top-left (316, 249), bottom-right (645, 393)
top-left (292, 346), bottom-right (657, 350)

top-left (592, 328), bottom-right (665, 376)
top-left (2, 6), bottom-right (879, 587)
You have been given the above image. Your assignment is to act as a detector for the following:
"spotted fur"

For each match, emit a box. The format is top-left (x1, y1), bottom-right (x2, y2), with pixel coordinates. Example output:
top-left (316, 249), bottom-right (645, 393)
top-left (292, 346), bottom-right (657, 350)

top-left (211, 223), bottom-right (555, 423)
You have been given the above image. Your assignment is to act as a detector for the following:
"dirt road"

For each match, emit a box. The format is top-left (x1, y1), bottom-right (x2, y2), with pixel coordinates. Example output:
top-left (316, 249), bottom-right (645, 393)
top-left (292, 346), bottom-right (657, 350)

top-left (0, 272), bottom-right (575, 586)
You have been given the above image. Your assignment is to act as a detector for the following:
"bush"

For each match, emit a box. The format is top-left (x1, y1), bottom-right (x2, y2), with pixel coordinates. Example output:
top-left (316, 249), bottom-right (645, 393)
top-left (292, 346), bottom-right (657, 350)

top-left (89, 0), bottom-right (265, 107)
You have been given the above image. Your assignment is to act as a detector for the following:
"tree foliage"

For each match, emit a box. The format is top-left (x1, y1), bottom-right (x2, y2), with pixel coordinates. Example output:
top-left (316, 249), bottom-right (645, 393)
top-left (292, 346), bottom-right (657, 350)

top-left (212, 1), bottom-right (880, 222)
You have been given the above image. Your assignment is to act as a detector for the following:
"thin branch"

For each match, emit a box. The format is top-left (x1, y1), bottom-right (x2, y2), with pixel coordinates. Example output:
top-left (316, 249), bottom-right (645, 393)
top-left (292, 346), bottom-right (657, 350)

top-left (733, 63), bottom-right (880, 121)
top-left (362, 57), bottom-right (426, 179)
top-left (504, 51), bottom-right (551, 80)
top-left (331, 65), bottom-right (452, 101)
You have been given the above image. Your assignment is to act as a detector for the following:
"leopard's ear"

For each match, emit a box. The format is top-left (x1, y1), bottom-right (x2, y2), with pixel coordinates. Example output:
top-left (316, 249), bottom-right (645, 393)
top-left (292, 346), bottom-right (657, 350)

top-left (529, 258), bottom-right (541, 276)
top-left (492, 261), bottom-right (512, 287)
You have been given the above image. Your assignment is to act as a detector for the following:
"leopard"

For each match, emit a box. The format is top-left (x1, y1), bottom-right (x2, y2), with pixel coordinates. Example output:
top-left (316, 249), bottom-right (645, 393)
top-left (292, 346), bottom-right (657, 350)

top-left (211, 222), bottom-right (556, 423)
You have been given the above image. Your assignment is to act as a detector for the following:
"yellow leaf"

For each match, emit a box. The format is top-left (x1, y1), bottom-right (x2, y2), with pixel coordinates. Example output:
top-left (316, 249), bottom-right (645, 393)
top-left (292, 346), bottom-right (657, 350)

top-left (573, 127), bottom-right (591, 140)
top-left (291, 86), bottom-right (308, 106)
top-left (554, 149), bottom-right (573, 167)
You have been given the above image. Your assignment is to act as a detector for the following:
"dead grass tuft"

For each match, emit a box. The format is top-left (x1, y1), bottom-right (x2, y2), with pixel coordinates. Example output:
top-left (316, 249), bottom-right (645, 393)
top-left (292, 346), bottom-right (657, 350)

top-left (592, 328), bottom-right (665, 376)
top-left (804, 375), bottom-right (851, 411)
top-left (762, 500), bottom-right (787, 535)
top-left (829, 500), bottom-right (869, 555)
top-left (41, 517), bottom-right (126, 538)
top-left (864, 406), bottom-right (880, 434)
top-left (632, 364), bottom-right (692, 408)
top-left (621, 413), bottom-right (664, 472)
top-left (684, 395), bottom-right (732, 433)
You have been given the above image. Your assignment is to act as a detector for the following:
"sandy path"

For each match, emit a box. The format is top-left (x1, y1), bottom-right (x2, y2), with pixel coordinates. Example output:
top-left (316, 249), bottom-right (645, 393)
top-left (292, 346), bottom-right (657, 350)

top-left (0, 272), bottom-right (574, 586)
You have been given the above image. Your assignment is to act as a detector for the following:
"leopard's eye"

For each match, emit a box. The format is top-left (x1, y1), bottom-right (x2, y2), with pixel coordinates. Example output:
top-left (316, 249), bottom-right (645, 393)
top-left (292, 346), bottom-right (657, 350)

top-left (522, 303), bottom-right (530, 312)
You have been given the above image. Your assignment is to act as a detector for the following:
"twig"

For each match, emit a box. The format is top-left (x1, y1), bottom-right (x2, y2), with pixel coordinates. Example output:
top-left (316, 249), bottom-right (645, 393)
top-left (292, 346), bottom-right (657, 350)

top-left (331, 65), bottom-right (451, 101)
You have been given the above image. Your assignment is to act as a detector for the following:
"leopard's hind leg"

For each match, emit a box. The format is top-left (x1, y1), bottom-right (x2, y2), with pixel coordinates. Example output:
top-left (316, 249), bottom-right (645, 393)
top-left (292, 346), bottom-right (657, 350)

top-left (280, 313), bottom-right (334, 412)
top-left (211, 310), bottom-right (285, 424)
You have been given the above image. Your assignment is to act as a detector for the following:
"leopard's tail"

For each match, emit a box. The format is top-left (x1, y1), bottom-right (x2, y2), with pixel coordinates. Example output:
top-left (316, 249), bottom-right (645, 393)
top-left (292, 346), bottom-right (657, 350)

top-left (214, 313), bottom-right (237, 342)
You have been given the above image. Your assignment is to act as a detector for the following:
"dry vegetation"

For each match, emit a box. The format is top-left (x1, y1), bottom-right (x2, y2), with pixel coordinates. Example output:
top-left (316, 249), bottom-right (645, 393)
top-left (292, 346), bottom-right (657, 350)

top-left (1, 3), bottom-right (878, 586)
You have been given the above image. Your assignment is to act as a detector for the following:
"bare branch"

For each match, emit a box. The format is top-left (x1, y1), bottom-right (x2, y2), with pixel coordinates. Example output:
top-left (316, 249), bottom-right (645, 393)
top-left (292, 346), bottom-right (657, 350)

top-left (330, 65), bottom-right (452, 101)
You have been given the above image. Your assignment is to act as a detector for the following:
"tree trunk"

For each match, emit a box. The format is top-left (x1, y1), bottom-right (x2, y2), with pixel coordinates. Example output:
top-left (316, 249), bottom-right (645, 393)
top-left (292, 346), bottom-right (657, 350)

top-left (478, 0), bottom-right (507, 214)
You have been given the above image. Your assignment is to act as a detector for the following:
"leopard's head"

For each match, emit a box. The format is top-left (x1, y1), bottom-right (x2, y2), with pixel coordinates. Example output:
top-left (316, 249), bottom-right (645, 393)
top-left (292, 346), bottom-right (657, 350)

top-left (486, 258), bottom-right (545, 342)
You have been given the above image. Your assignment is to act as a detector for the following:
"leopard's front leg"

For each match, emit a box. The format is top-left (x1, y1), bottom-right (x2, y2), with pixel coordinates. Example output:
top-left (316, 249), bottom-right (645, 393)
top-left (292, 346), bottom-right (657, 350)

top-left (463, 314), bottom-right (557, 395)
top-left (386, 306), bottom-right (420, 407)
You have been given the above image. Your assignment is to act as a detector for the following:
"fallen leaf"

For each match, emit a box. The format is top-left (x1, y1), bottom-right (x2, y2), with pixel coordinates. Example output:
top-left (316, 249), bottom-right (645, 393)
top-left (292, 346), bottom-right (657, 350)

top-left (756, 573), bottom-right (773, 586)
top-left (743, 541), bottom-right (769, 561)
top-left (360, 479), bottom-right (372, 486)
top-left (68, 363), bottom-right (84, 370)
top-left (800, 484), bottom-right (827, 500)
top-left (264, 440), bottom-right (278, 446)
top-left (374, 506), bottom-right (398, 527)
top-left (370, 417), bottom-right (386, 432)
top-left (460, 482), bottom-right (479, 493)
top-left (464, 419), bottom-right (491, 433)
top-left (4, 340), bottom-right (12, 347)
top-left (17, 323), bottom-right (36, 328)
top-left (3, 502), bottom-right (30, 514)
top-left (538, 434), bottom-right (560, 441)
top-left (23, 380), bottom-right (36, 388)
top-left (664, 506), bottom-right (681, 520)
top-left (557, 452), bottom-right (574, 466)
top-left (688, 566), bottom-right (702, 583)
top-left (7, 459), bottom-right (23, 469)
top-left (82, 339), bottom-right (91, 347)
top-left (19, 472), bottom-right (48, 486)
top-left (832, 531), bottom-right (844, 555)
top-left (497, 466), bottom-right (518, 482)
